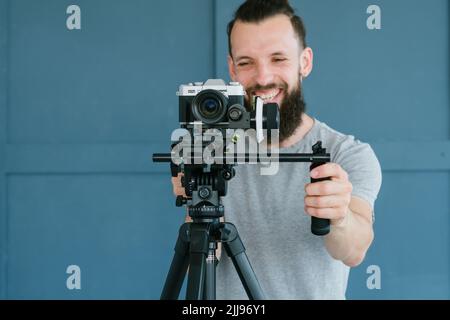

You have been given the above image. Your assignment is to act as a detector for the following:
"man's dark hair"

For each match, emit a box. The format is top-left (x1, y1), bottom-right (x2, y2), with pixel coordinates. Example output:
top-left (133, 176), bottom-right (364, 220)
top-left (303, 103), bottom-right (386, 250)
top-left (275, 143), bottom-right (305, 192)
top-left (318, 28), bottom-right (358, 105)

top-left (227, 0), bottom-right (307, 57)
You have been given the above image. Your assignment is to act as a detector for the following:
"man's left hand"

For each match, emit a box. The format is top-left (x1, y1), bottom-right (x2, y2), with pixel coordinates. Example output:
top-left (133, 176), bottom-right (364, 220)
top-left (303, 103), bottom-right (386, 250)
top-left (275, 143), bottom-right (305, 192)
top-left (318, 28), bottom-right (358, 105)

top-left (304, 163), bottom-right (353, 225)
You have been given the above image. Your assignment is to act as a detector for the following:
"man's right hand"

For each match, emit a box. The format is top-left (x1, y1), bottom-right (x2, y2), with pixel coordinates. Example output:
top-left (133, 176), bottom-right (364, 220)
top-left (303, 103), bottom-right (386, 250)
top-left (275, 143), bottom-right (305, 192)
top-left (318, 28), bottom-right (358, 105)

top-left (172, 173), bottom-right (192, 223)
top-left (172, 173), bottom-right (186, 197)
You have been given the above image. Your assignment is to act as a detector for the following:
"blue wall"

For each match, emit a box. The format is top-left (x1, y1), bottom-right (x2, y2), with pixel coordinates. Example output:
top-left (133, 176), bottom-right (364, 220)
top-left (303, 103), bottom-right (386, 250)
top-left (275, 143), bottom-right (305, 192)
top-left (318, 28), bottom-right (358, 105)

top-left (0, 0), bottom-right (449, 299)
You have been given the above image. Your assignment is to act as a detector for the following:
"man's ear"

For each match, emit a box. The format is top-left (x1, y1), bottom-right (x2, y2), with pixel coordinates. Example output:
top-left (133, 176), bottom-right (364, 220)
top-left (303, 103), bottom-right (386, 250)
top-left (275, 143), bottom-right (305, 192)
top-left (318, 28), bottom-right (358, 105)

top-left (228, 55), bottom-right (237, 81)
top-left (299, 47), bottom-right (313, 78)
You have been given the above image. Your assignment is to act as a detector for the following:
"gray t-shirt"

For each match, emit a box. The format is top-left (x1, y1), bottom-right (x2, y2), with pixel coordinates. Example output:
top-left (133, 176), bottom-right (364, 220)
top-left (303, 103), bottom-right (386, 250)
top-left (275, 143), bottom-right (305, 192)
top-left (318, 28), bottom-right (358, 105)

top-left (216, 117), bottom-right (382, 299)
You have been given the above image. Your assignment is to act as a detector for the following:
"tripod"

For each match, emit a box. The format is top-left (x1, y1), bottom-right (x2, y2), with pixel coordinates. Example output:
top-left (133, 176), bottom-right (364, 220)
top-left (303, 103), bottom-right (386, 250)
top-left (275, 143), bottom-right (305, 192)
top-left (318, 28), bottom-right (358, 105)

top-left (153, 141), bottom-right (331, 300)
top-left (160, 206), bottom-right (266, 300)
top-left (159, 163), bottom-right (265, 300)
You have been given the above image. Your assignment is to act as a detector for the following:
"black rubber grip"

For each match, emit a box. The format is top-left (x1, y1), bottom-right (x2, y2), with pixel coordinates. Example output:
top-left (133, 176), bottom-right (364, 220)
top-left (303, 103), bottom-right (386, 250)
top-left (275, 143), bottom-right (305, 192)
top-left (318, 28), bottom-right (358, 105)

top-left (310, 162), bottom-right (330, 236)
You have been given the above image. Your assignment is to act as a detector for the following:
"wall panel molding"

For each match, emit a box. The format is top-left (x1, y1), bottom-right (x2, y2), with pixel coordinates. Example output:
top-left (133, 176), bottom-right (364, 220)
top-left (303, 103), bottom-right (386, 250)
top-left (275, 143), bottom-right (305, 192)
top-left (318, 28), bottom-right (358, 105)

top-left (3, 141), bottom-right (450, 174)
top-left (0, 0), bottom-right (9, 300)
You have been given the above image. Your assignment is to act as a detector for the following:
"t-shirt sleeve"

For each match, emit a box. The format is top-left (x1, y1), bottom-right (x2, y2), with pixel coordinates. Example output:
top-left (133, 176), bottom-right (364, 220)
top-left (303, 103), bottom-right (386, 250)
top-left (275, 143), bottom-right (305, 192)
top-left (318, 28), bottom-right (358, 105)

top-left (331, 136), bottom-right (382, 213)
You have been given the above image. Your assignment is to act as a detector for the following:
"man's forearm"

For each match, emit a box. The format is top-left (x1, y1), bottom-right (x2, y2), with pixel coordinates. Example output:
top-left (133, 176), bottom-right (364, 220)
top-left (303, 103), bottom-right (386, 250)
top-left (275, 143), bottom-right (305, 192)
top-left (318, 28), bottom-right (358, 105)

top-left (324, 209), bottom-right (374, 267)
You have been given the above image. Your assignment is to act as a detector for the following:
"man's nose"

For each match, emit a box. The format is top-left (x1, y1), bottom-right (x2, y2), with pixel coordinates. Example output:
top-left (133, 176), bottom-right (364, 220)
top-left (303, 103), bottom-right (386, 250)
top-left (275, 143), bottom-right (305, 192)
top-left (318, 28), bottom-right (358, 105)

top-left (254, 62), bottom-right (274, 87)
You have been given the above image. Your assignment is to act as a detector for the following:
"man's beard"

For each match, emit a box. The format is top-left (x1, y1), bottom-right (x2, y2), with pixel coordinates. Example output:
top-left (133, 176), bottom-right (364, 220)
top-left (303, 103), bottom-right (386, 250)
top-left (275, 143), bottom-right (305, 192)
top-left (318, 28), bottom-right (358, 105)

top-left (245, 81), bottom-right (306, 143)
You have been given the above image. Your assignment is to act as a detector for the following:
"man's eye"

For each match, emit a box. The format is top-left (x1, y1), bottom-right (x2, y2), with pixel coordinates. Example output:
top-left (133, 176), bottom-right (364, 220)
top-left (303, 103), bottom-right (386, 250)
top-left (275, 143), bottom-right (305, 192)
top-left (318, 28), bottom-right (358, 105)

top-left (238, 62), bottom-right (249, 67)
top-left (274, 58), bottom-right (287, 62)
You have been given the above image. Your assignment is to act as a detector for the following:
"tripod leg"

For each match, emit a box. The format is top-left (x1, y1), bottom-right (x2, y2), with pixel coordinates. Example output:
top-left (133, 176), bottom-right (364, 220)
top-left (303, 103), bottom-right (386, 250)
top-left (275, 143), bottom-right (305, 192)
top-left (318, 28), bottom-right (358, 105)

top-left (185, 223), bottom-right (211, 300)
top-left (221, 223), bottom-right (266, 300)
top-left (204, 242), bottom-right (218, 300)
top-left (161, 223), bottom-right (190, 300)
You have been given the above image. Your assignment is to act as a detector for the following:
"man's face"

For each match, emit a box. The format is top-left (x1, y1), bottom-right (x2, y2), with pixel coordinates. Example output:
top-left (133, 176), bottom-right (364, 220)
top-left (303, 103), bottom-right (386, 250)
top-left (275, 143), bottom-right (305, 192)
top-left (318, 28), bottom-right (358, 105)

top-left (228, 14), bottom-right (306, 141)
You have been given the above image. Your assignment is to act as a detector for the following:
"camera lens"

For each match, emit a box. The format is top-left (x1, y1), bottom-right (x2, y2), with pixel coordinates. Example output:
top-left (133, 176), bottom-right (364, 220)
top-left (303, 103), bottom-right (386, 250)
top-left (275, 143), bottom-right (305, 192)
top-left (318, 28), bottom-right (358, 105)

top-left (192, 90), bottom-right (228, 124)
top-left (200, 98), bottom-right (220, 117)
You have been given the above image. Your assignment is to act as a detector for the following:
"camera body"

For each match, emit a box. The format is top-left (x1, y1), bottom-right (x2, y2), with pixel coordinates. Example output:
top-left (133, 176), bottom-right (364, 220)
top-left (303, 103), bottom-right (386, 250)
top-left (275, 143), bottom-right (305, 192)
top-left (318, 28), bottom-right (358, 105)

top-left (178, 79), bottom-right (251, 129)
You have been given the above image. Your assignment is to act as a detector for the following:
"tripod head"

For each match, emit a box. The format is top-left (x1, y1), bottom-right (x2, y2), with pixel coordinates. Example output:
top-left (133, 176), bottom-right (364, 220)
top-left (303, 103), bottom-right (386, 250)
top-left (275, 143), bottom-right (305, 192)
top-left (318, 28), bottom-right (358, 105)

top-left (173, 162), bottom-right (234, 220)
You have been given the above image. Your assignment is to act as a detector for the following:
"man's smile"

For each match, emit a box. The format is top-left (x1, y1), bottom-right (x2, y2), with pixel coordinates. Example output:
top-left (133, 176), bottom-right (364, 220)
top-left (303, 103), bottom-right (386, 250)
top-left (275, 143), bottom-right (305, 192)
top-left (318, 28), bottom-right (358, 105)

top-left (247, 88), bottom-right (284, 104)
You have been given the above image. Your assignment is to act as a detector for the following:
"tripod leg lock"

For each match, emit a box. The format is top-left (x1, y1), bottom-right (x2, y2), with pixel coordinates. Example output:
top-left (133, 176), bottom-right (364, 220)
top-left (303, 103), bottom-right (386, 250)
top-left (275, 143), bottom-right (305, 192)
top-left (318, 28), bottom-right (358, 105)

top-left (219, 223), bottom-right (245, 257)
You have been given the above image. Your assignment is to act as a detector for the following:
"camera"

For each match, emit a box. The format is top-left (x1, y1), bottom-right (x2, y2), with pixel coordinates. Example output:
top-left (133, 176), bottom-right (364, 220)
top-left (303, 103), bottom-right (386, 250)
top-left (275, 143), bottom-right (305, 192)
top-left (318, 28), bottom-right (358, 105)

top-left (178, 79), bottom-right (279, 131)
top-left (178, 79), bottom-right (249, 129)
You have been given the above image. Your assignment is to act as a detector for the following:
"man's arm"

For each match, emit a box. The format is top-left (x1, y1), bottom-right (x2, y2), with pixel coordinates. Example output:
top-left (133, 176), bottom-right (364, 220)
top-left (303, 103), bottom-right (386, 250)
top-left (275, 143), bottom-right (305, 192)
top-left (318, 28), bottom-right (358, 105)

top-left (324, 196), bottom-right (374, 267)
top-left (304, 163), bottom-right (374, 267)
